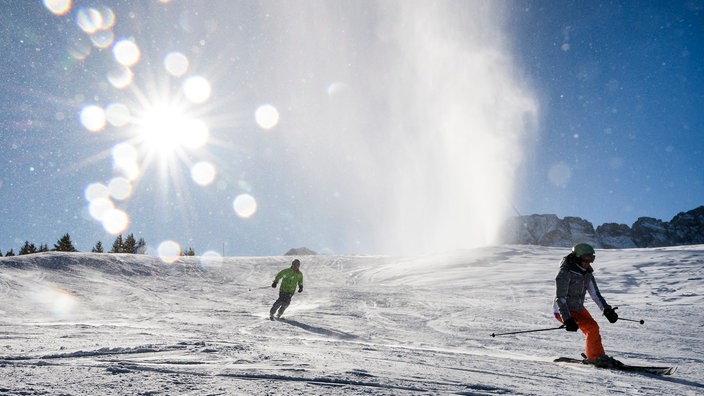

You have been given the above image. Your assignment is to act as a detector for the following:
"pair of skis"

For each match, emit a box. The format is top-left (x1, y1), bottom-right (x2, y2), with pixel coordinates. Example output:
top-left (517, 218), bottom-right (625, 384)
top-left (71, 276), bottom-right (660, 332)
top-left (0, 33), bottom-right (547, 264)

top-left (491, 325), bottom-right (677, 376)
top-left (554, 355), bottom-right (677, 376)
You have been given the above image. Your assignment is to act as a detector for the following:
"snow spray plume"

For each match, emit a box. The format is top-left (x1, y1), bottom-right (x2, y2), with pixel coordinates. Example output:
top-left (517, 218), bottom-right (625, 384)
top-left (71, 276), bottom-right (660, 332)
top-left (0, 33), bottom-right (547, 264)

top-left (263, 1), bottom-right (538, 254)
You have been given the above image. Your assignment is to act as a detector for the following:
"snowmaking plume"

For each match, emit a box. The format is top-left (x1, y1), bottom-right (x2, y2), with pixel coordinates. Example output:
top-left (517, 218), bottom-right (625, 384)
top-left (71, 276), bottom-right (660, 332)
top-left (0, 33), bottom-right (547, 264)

top-left (260, 1), bottom-right (538, 254)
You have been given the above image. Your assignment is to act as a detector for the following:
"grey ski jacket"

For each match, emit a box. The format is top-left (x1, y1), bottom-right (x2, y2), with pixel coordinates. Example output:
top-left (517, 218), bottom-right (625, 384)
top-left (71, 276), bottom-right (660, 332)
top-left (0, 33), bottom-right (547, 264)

top-left (553, 254), bottom-right (611, 321)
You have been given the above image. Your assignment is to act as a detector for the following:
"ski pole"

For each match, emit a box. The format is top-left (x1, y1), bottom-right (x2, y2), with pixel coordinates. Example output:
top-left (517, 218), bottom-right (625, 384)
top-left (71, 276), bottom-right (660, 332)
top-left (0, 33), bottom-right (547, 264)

top-left (619, 317), bottom-right (645, 325)
top-left (490, 325), bottom-right (565, 338)
top-left (234, 285), bottom-right (271, 297)
top-left (248, 286), bottom-right (272, 292)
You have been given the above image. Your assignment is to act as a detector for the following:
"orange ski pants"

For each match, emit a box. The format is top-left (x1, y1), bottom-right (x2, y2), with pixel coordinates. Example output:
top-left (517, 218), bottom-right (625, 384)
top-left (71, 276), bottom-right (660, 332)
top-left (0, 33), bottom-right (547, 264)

top-left (556, 308), bottom-right (605, 360)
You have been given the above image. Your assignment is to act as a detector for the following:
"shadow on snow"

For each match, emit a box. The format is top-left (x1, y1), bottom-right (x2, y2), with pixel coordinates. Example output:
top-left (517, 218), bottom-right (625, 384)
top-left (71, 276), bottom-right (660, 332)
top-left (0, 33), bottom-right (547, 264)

top-left (278, 318), bottom-right (360, 341)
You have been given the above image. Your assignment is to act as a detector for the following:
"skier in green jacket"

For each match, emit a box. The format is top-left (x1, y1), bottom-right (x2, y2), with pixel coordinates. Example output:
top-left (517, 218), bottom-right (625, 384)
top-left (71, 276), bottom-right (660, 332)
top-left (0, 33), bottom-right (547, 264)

top-left (269, 259), bottom-right (304, 320)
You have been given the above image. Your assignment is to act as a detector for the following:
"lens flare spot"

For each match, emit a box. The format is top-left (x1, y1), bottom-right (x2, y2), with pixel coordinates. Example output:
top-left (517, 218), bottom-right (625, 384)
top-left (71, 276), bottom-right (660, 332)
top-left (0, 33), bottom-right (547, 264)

top-left (548, 162), bottom-right (572, 188)
top-left (183, 76), bottom-right (211, 103)
top-left (191, 161), bottom-right (216, 186)
top-left (85, 182), bottom-right (110, 202)
top-left (113, 39), bottom-right (141, 67)
top-left (112, 143), bottom-right (140, 180)
top-left (122, 162), bottom-right (140, 181)
top-left (108, 177), bottom-right (132, 200)
top-left (107, 66), bottom-right (134, 89)
top-left (112, 143), bottom-right (138, 165)
top-left (255, 104), bottom-right (280, 130)
top-left (102, 208), bottom-right (129, 234)
top-left (80, 105), bottom-right (106, 132)
top-left (90, 29), bottom-right (115, 49)
top-left (238, 180), bottom-right (253, 192)
top-left (106, 103), bottom-right (131, 126)
top-left (164, 52), bottom-right (189, 77)
top-left (95, 6), bottom-right (115, 30)
top-left (76, 7), bottom-right (103, 34)
top-left (89, 197), bottom-right (114, 221)
top-left (68, 39), bottom-right (91, 60)
top-left (30, 283), bottom-right (79, 319)
top-left (233, 194), bottom-right (257, 218)
top-left (199, 251), bottom-right (223, 271)
top-left (43, 0), bottom-right (71, 15)
top-left (157, 240), bottom-right (181, 263)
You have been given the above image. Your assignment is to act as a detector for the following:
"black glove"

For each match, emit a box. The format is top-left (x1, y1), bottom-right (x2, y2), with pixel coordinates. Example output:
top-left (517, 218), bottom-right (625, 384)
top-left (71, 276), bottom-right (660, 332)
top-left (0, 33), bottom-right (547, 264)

top-left (603, 307), bottom-right (618, 323)
top-left (298, 286), bottom-right (303, 293)
top-left (271, 281), bottom-right (277, 288)
top-left (564, 318), bottom-right (579, 332)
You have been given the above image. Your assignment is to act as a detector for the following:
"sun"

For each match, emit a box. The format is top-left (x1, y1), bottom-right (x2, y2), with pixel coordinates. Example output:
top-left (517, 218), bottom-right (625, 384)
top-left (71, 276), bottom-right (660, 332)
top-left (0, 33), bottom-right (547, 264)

top-left (133, 104), bottom-right (209, 159)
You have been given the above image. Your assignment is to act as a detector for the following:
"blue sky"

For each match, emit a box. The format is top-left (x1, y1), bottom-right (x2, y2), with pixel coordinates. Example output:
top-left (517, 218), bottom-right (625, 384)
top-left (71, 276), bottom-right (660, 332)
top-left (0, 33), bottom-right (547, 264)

top-left (1, 1), bottom-right (702, 256)
top-left (510, 1), bottom-right (703, 227)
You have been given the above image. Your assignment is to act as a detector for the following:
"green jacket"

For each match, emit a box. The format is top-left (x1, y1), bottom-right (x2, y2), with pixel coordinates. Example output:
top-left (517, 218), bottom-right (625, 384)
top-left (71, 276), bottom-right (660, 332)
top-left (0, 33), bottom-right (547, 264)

top-left (274, 268), bottom-right (303, 294)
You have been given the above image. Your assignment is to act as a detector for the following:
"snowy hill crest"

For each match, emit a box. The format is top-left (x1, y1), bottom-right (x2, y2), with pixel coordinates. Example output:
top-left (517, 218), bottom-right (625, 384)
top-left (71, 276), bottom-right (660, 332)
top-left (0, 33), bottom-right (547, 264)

top-left (1, 246), bottom-right (702, 394)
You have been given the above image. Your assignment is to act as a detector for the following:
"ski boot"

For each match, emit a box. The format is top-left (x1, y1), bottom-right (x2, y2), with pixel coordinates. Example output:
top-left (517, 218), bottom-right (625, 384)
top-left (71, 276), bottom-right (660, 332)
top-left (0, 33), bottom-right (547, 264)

top-left (592, 355), bottom-right (624, 368)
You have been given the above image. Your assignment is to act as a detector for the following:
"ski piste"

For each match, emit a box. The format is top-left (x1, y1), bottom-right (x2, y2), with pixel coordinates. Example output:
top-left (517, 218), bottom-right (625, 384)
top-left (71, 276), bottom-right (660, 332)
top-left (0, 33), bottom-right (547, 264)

top-left (554, 356), bottom-right (677, 376)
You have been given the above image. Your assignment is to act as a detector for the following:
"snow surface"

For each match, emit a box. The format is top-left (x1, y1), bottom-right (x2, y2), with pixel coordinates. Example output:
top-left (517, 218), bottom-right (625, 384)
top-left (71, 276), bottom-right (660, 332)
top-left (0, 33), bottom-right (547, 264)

top-left (0, 245), bottom-right (702, 395)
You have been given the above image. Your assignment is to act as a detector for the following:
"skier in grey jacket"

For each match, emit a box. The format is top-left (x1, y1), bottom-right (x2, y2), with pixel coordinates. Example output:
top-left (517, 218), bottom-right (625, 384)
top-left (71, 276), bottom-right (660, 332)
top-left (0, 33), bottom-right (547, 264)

top-left (553, 243), bottom-right (621, 367)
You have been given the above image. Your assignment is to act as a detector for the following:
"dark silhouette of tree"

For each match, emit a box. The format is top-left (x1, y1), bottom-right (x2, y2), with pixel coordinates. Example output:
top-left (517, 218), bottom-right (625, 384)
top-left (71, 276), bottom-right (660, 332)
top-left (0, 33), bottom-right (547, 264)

top-left (5, 249), bottom-right (15, 257)
top-left (19, 241), bottom-right (37, 255)
top-left (111, 235), bottom-right (124, 253)
top-left (108, 234), bottom-right (147, 254)
top-left (54, 233), bottom-right (78, 252)
top-left (123, 234), bottom-right (137, 253)
top-left (38, 244), bottom-right (49, 252)
top-left (92, 241), bottom-right (104, 253)
top-left (183, 247), bottom-right (196, 256)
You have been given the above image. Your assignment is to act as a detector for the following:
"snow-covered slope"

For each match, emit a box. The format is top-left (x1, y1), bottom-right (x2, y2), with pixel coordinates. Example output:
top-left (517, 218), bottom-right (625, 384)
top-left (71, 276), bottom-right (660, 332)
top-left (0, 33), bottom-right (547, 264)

top-left (1, 246), bottom-right (702, 395)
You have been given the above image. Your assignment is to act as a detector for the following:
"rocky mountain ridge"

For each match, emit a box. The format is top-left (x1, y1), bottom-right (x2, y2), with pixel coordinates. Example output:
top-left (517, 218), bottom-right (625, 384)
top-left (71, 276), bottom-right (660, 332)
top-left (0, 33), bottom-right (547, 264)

top-left (500, 205), bottom-right (704, 249)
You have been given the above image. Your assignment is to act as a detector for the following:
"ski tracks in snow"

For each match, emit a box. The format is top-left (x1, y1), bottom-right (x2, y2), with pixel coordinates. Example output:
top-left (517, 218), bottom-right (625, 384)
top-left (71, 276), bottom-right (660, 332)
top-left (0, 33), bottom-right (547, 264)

top-left (1, 248), bottom-right (703, 394)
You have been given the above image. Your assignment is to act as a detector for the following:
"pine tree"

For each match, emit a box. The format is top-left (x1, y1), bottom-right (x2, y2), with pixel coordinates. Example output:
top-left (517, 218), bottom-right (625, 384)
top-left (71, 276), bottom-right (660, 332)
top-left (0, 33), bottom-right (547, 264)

top-left (19, 241), bottom-right (37, 255)
top-left (111, 235), bottom-right (124, 253)
top-left (54, 233), bottom-right (78, 252)
top-left (92, 241), bottom-right (104, 253)
top-left (38, 244), bottom-right (49, 252)
top-left (5, 249), bottom-right (15, 257)
top-left (123, 234), bottom-right (137, 254)
top-left (183, 247), bottom-right (196, 256)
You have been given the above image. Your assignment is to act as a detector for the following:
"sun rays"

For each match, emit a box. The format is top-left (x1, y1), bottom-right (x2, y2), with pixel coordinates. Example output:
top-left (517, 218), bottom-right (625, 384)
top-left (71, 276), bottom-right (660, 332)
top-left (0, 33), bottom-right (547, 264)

top-left (43, 2), bottom-right (272, 260)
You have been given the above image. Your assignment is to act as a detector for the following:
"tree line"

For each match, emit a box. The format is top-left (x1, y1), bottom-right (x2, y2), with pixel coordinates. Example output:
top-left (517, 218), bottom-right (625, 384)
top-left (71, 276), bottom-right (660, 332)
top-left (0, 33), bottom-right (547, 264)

top-left (0, 233), bottom-right (196, 257)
